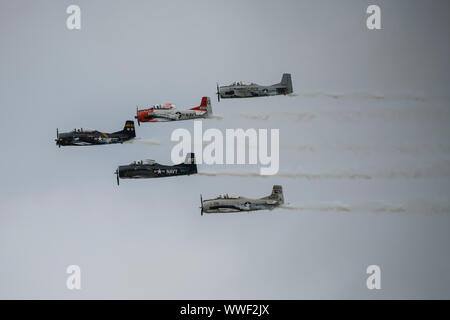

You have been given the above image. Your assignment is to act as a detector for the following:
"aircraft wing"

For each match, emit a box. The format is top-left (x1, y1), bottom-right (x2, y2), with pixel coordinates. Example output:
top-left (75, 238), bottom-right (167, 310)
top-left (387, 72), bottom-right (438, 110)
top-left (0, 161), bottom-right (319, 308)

top-left (218, 208), bottom-right (241, 213)
top-left (234, 88), bottom-right (252, 97)
top-left (149, 113), bottom-right (179, 121)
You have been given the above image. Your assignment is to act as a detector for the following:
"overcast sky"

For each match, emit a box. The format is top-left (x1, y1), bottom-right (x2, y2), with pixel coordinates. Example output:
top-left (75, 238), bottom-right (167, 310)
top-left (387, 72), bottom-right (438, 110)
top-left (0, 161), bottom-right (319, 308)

top-left (0, 0), bottom-right (449, 299)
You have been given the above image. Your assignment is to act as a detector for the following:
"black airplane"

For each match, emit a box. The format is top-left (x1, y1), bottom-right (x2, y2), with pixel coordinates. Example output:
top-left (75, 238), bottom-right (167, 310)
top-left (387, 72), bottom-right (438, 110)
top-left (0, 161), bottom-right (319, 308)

top-left (114, 153), bottom-right (197, 185)
top-left (55, 121), bottom-right (136, 147)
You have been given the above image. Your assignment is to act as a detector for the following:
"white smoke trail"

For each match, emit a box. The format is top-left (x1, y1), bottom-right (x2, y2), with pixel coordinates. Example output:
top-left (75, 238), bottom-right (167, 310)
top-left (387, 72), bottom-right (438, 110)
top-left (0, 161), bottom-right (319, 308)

top-left (293, 144), bottom-right (450, 155)
top-left (281, 203), bottom-right (407, 213)
top-left (209, 114), bottom-right (224, 120)
top-left (282, 112), bottom-right (316, 122)
top-left (280, 204), bottom-right (406, 213)
top-left (239, 114), bottom-right (270, 121)
top-left (430, 206), bottom-right (450, 214)
top-left (240, 106), bottom-right (450, 123)
top-left (198, 163), bottom-right (450, 180)
top-left (280, 202), bottom-right (450, 214)
top-left (124, 138), bottom-right (161, 147)
top-left (296, 145), bottom-right (315, 152)
top-left (238, 112), bottom-right (315, 122)
top-left (198, 171), bottom-right (372, 180)
top-left (281, 172), bottom-right (372, 180)
top-left (295, 91), bottom-right (429, 101)
top-left (280, 204), bottom-right (352, 212)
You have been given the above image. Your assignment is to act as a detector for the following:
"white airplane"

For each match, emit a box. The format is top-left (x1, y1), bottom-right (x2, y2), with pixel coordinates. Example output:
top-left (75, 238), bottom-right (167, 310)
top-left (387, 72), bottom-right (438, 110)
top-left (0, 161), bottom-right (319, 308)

top-left (200, 185), bottom-right (284, 215)
top-left (135, 97), bottom-right (212, 125)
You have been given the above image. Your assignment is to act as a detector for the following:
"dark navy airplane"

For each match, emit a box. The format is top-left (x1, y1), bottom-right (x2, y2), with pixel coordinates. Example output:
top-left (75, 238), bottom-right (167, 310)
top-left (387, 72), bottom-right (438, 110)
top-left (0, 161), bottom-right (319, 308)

top-left (114, 153), bottom-right (197, 185)
top-left (55, 121), bottom-right (136, 147)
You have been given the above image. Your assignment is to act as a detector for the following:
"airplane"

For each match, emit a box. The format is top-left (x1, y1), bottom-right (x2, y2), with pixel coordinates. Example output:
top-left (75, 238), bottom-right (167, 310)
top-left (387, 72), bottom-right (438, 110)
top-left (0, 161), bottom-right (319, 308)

top-left (200, 185), bottom-right (284, 215)
top-left (114, 153), bottom-right (197, 185)
top-left (216, 73), bottom-right (293, 101)
top-left (55, 120), bottom-right (136, 147)
top-left (135, 96), bottom-right (212, 125)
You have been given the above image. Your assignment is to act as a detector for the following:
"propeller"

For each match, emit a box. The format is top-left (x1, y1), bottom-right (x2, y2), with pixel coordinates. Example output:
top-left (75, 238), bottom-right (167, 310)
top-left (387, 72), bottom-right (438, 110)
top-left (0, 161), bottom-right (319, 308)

top-left (135, 106), bottom-right (140, 126)
top-left (115, 169), bottom-right (120, 185)
top-left (200, 194), bottom-right (204, 216)
top-left (216, 83), bottom-right (220, 102)
top-left (56, 128), bottom-right (60, 147)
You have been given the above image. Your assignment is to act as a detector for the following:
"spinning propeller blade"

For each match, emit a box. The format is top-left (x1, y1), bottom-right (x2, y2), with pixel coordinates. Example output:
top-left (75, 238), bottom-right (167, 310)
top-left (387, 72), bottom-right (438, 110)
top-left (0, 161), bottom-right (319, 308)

top-left (135, 106), bottom-right (140, 126)
top-left (200, 194), bottom-right (203, 216)
top-left (115, 169), bottom-right (120, 185)
top-left (216, 83), bottom-right (220, 102)
top-left (56, 128), bottom-right (60, 147)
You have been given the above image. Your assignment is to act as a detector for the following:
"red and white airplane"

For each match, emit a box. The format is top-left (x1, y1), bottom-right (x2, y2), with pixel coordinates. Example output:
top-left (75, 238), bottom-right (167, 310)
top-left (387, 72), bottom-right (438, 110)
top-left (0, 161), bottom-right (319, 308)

top-left (135, 97), bottom-right (212, 125)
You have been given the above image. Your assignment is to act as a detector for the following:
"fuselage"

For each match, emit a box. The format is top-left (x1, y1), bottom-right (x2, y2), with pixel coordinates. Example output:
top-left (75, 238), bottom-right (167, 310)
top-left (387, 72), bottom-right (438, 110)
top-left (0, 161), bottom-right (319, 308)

top-left (136, 97), bottom-right (211, 124)
top-left (219, 84), bottom-right (286, 99)
top-left (136, 108), bottom-right (208, 123)
top-left (202, 196), bottom-right (280, 213)
top-left (117, 162), bottom-right (197, 179)
top-left (56, 121), bottom-right (136, 147)
top-left (56, 130), bottom-right (133, 146)
top-left (218, 74), bottom-right (292, 99)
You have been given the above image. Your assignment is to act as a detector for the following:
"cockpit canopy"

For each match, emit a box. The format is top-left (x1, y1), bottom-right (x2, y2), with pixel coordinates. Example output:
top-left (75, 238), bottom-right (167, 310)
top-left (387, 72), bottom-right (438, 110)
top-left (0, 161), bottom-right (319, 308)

top-left (71, 128), bottom-right (95, 133)
top-left (217, 194), bottom-right (240, 199)
top-left (229, 81), bottom-right (254, 86)
top-left (151, 103), bottom-right (175, 110)
top-left (131, 159), bottom-right (156, 165)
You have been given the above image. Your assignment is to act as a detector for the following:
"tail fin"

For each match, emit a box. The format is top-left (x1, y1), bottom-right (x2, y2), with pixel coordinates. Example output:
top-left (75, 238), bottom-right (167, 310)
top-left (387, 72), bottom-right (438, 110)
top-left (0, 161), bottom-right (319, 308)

top-left (190, 96), bottom-right (212, 116)
top-left (280, 73), bottom-right (293, 94)
top-left (122, 120), bottom-right (136, 137)
top-left (184, 152), bottom-right (196, 165)
top-left (266, 185), bottom-right (284, 204)
top-left (184, 152), bottom-right (197, 174)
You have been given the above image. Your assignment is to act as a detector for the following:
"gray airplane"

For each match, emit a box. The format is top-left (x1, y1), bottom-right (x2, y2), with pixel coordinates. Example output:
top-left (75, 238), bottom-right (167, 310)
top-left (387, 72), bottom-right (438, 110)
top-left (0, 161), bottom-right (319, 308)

top-left (216, 73), bottom-right (293, 101)
top-left (200, 185), bottom-right (284, 215)
top-left (114, 153), bottom-right (197, 185)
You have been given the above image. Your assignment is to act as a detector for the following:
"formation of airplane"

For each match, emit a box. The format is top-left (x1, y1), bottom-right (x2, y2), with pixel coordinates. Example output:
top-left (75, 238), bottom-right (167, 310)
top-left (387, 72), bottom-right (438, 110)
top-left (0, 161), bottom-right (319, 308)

top-left (216, 73), bottom-right (293, 101)
top-left (114, 153), bottom-right (197, 185)
top-left (56, 74), bottom-right (292, 214)
top-left (200, 185), bottom-right (284, 215)
top-left (135, 97), bottom-right (212, 125)
top-left (55, 121), bottom-right (135, 147)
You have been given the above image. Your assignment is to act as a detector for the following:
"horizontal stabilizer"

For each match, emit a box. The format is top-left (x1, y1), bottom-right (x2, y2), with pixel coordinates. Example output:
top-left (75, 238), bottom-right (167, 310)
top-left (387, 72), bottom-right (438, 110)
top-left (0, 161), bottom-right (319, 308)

top-left (262, 185), bottom-right (284, 205)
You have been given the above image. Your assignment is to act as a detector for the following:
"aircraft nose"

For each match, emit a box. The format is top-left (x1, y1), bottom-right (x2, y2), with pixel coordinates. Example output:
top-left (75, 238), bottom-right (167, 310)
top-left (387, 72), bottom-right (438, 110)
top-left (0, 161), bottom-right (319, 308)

top-left (117, 167), bottom-right (126, 178)
top-left (136, 111), bottom-right (145, 122)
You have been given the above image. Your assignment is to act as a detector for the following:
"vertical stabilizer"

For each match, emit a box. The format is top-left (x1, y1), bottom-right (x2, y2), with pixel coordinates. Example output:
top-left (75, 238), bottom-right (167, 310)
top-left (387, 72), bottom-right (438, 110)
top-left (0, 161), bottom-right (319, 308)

top-left (184, 152), bottom-right (196, 165)
top-left (280, 73), bottom-right (293, 94)
top-left (191, 96), bottom-right (212, 116)
top-left (121, 120), bottom-right (136, 137)
top-left (184, 152), bottom-right (197, 174)
top-left (265, 185), bottom-right (284, 204)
